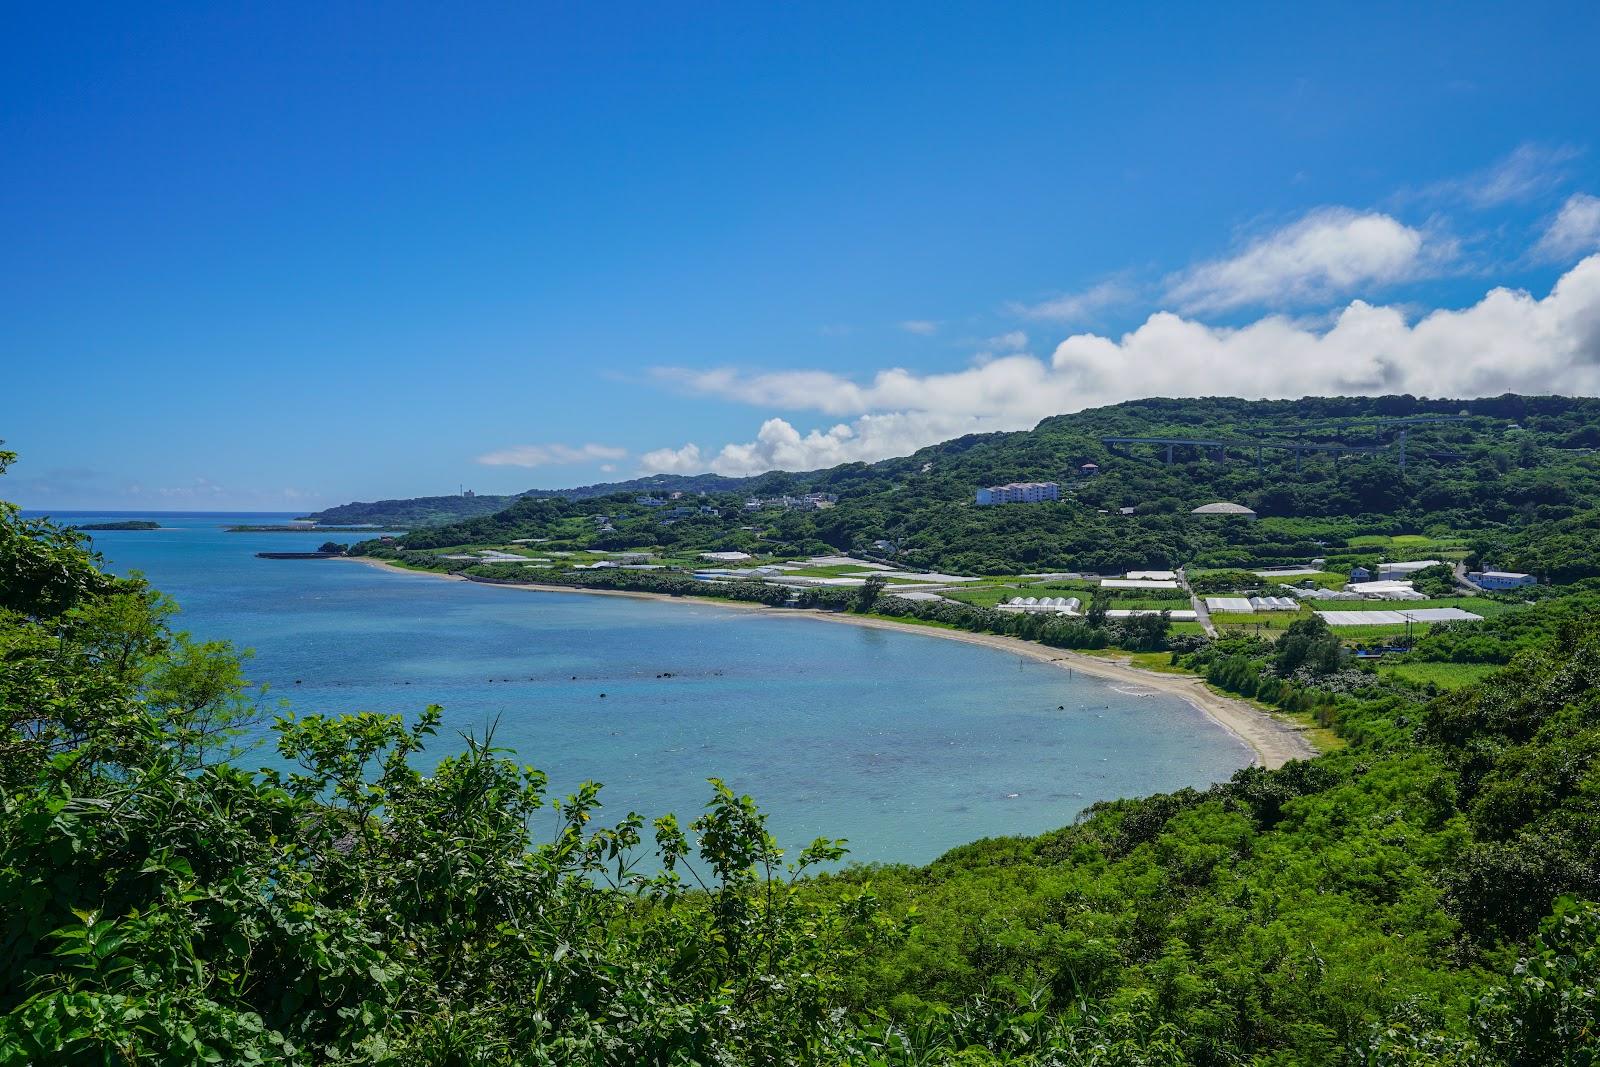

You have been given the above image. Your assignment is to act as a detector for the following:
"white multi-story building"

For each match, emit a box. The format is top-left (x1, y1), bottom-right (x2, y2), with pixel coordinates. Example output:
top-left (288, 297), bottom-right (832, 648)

top-left (975, 481), bottom-right (1060, 505)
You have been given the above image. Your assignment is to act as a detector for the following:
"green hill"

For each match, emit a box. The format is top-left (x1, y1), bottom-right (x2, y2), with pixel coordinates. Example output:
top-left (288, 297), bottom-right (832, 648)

top-left (370, 393), bottom-right (1600, 576)
top-left (298, 493), bottom-right (521, 526)
top-left (300, 474), bottom-right (756, 526)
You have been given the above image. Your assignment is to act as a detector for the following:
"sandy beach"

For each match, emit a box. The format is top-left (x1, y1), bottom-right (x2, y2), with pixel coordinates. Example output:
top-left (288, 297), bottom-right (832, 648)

top-left (343, 556), bottom-right (1318, 768)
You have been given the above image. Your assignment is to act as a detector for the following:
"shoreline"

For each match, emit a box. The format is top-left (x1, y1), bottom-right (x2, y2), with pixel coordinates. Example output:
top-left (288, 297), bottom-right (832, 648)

top-left (341, 556), bottom-right (1318, 769)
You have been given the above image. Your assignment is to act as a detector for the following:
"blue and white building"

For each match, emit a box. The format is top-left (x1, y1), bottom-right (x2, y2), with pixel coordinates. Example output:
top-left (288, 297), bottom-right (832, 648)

top-left (975, 481), bottom-right (1060, 505)
top-left (1469, 569), bottom-right (1536, 590)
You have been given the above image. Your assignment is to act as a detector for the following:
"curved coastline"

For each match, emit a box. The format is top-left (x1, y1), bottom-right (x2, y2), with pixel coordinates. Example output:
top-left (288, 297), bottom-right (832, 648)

top-left (341, 556), bottom-right (1317, 769)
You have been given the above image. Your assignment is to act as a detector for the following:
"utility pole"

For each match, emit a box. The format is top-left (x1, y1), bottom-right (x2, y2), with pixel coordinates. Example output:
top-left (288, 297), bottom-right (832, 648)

top-left (1397, 427), bottom-right (1408, 473)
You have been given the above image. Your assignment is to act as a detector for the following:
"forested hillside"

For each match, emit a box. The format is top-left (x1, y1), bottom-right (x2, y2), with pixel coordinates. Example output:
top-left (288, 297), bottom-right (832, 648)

top-left (299, 492), bottom-right (522, 526)
top-left (6, 426), bottom-right (1600, 1062)
top-left (369, 393), bottom-right (1600, 575)
top-left (302, 475), bottom-right (755, 526)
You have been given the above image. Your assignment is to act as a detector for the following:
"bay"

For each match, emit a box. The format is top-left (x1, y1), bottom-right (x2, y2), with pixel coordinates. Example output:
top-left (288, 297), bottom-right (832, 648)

top-left (37, 510), bottom-right (1253, 866)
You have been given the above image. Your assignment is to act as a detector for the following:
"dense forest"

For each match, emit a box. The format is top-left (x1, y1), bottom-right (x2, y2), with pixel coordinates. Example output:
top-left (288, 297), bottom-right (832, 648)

top-left (6, 414), bottom-right (1600, 1063)
top-left (302, 475), bottom-right (755, 527)
top-left (356, 394), bottom-right (1600, 577)
top-left (297, 492), bottom-right (523, 527)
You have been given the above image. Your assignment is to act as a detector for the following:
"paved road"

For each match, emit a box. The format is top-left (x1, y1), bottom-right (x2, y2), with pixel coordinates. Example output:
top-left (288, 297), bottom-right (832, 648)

top-left (1453, 560), bottom-right (1485, 594)
top-left (1178, 566), bottom-right (1218, 636)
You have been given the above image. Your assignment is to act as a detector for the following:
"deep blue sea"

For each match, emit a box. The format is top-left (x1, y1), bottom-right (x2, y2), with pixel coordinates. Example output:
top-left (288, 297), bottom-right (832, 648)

top-left (33, 511), bottom-right (1251, 866)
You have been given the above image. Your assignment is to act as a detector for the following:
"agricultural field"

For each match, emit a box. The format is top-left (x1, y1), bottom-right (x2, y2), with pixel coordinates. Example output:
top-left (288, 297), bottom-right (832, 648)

top-left (1107, 596), bottom-right (1195, 610)
top-left (1328, 622), bottom-right (1435, 641)
top-left (1344, 532), bottom-right (1473, 560)
top-left (1261, 570), bottom-right (1347, 590)
top-left (1312, 596), bottom-right (1517, 618)
top-left (1210, 612), bottom-right (1309, 634)
top-left (1378, 661), bottom-right (1503, 690)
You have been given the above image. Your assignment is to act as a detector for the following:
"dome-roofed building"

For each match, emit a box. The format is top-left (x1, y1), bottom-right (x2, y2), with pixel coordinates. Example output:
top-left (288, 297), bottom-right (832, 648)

top-left (1190, 501), bottom-right (1257, 517)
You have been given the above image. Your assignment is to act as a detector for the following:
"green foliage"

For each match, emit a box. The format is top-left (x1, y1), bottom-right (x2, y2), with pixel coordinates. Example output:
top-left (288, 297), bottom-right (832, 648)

top-left (1186, 569), bottom-right (1261, 594)
top-left (1412, 562), bottom-right (1460, 598)
top-left (351, 394), bottom-right (1600, 577)
top-left (68, 520), bottom-right (161, 531)
top-left (298, 493), bottom-right (521, 526)
top-left (855, 574), bottom-right (888, 613)
top-left (6, 445), bottom-right (1600, 1064)
top-left (1274, 613), bottom-right (1347, 675)
top-left (1473, 508), bottom-right (1600, 584)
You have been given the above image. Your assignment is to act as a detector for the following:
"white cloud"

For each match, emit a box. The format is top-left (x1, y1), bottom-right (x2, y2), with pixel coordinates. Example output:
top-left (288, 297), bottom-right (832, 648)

top-left (1009, 279), bottom-right (1134, 322)
top-left (899, 319), bottom-right (940, 335)
top-left (637, 442), bottom-right (705, 474)
top-left (1422, 143), bottom-right (1582, 209)
top-left (640, 413), bottom-right (995, 478)
top-left (156, 477), bottom-right (229, 499)
top-left (642, 255), bottom-right (1600, 475)
top-left (983, 330), bottom-right (1029, 352)
top-left (1534, 193), bottom-right (1600, 262)
top-left (475, 443), bottom-right (628, 468)
top-left (1165, 208), bottom-right (1447, 313)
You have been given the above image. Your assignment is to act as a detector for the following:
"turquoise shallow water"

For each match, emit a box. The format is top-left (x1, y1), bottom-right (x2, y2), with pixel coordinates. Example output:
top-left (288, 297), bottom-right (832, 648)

top-left (36, 511), bottom-right (1251, 866)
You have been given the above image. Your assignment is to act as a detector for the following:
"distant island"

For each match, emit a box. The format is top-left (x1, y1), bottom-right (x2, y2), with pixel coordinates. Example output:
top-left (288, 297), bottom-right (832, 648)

top-left (71, 520), bottom-right (161, 531)
top-left (225, 524), bottom-right (403, 533)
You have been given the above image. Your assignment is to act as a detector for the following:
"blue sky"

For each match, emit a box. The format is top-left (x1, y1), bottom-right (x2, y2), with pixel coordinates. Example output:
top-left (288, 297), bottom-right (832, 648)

top-left (6, 2), bottom-right (1600, 509)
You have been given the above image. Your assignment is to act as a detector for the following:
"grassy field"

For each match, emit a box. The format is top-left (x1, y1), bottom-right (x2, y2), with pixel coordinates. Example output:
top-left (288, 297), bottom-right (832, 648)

top-left (1212, 611), bottom-right (1310, 631)
top-left (777, 563), bottom-right (884, 577)
top-left (1378, 661), bottom-right (1502, 690)
top-left (1262, 571), bottom-right (1347, 590)
top-left (1109, 596), bottom-right (1195, 610)
top-left (1328, 622), bottom-right (1434, 640)
top-left (1344, 532), bottom-right (1472, 560)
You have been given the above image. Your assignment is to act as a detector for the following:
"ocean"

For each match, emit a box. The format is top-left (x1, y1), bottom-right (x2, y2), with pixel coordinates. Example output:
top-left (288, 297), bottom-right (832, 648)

top-left (37, 510), bottom-right (1252, 866)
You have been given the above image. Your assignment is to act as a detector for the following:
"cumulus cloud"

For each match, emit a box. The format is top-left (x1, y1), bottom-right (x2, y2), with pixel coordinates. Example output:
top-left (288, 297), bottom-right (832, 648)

top-left (640, 412), bottom-right (997, 478)
top-left (641, 255), bottom-right (1600, 476)
top-left (899, 319), bottom-right (940, 335)
top-left (1165, 208), bottom-right (1448, 313)
top-left (476, 443), bottom-right (628, 468)
top-left (1009, 279), bottom-right (1135, 322)
top-left (637, 442), bottom-right (705, 474)
top-left (1534, 193), bottom-right (1600, 262)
